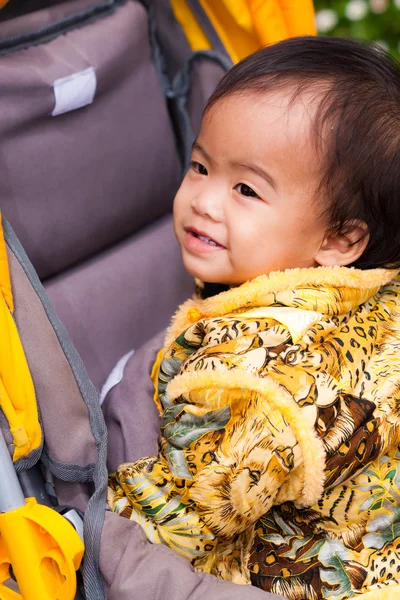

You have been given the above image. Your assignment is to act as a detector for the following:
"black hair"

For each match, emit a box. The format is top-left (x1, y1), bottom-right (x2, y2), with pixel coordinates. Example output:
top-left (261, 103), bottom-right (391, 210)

top-left (206, 36), bottom-right (400, 270)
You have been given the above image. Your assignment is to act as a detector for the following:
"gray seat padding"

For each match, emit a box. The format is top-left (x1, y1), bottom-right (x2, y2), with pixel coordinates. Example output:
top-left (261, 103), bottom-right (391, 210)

top-left (46, 215), bottom-right (192, 388)
top-left (0, 0), bottom-right (195, 386)
top-left (101, 510), bottom-right (284, 600)
top-left (0, 0), bottom-right (181, 280)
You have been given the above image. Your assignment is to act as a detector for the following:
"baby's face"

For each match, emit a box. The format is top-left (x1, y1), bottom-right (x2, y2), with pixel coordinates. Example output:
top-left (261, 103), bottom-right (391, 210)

top-left (173, 90), bottom-right (328, 285)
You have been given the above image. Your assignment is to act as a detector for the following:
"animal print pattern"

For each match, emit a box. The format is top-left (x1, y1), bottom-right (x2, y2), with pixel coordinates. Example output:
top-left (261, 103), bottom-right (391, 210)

top-left (109, 268), bottom-right (400, 599)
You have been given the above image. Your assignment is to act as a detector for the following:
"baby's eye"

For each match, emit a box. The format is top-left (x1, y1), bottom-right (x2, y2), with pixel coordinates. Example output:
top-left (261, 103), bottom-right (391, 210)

top-left (235, 183), bottom-right (260, 198)
top-left (191, 161), bottom-right (208, 176)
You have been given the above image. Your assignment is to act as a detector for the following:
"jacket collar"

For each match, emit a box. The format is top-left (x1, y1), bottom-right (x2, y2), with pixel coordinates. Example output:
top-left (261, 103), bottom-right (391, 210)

top-left (166, 266), bottom-right (397, 347)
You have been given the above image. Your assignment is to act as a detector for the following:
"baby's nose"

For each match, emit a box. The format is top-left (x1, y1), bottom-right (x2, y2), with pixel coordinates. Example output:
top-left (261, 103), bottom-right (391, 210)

top-left (191, 193), bottom-right (223, 222)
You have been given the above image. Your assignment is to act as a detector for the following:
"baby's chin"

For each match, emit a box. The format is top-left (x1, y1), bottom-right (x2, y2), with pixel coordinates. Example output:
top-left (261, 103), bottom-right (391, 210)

top-left (182, 256), bottom-right (275, 287)
top-left (183, 263), bottom-right (244, 287)
top-left (189, 273), bottom-right (244, 288)
top-left (183, 266), bottom-right (229, 286)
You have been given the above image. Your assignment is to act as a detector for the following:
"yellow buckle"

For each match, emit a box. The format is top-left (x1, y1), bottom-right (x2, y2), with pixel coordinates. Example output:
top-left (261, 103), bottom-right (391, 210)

top-left (0, 497), bottom-right (84, 600)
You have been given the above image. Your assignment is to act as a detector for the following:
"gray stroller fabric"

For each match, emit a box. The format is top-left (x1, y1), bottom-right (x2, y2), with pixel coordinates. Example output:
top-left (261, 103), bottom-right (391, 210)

top-left (103, 329), bottom-right (164, 473)
top-left (169, 49), bottom-right (231, 169)
top-left (46, 215), bottom-right (192, 389)
top-left (0, 0), bottom-right (181, 280)
top-left (0, 0), bottom-right (194, 387)
top-left (101, 512), bottom-right (285, 600)
top-left (4, 218), bottom-right (108, 600)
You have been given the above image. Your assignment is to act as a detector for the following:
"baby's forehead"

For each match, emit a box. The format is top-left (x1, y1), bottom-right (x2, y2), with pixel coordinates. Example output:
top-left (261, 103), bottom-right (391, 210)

top-left (199, 90), bottom-right (324, 190)
top-left (203, 88), bottom-right (323, 157)
top-left (208, 81), bottom-right (326, 111)
top-left (205, 86), bottom-right (326, 138)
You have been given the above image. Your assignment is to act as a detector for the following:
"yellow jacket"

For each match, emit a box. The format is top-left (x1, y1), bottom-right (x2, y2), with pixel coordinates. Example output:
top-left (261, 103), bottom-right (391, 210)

top-left (110, 266), bottom-right (400, 599)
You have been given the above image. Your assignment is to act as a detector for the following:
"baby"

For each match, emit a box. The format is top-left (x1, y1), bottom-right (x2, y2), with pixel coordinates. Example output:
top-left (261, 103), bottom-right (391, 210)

top-left (107, 36), bottom-right (400, 600)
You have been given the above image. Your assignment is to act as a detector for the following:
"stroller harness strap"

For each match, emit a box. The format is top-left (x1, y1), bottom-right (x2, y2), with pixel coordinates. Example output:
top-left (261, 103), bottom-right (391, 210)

top-left (0, 213), bottom-right (41, 462)
top-left (0, 212), bottom-right (84, 599)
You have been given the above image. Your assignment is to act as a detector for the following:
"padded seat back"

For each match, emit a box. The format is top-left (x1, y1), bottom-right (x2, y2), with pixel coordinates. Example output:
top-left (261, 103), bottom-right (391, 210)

top-left (0, 0), bottom-right (226, 386)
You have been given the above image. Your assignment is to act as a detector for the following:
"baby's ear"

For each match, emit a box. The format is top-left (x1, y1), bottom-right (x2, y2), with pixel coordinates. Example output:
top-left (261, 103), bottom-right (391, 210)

top-left (315, 221), bottom-right (369, 267)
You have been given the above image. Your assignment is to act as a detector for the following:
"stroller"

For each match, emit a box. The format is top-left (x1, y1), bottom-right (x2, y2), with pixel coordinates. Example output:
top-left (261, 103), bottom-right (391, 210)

top-left (0, 1), bottom-right (316, 598)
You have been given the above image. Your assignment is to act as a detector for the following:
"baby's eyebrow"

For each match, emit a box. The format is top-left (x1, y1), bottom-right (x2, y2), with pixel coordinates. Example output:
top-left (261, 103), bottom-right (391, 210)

top-left (192, 140), bottom-right (277, 191)
top-left (230, 161), bottom-right (277, 191)
top-left (192, 140), bottom-right (213, 164)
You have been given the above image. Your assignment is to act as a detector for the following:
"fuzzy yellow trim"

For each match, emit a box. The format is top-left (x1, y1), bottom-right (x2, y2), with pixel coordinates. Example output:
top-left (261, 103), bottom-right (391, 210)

top-left (166, 368), bottom-right (326, 507)
top-left (165, 266), bottom-right (396, 346)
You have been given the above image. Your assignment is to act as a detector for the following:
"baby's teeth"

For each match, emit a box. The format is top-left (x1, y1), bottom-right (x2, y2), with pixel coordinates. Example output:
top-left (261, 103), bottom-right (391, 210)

top-left (198, 234), bottom-right (217, 246)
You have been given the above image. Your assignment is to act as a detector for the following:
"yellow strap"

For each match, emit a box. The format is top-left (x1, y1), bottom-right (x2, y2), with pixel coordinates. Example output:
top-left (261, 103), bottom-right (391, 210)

top-left (275, 0), bottom-right (317, 37)
top-left (0, 0), bottom-right (9, 8)
top-left (170, 0), bottom-right (211, 51)
top-left (0, 214), bottom-right (41, 461)
top-left (200, 0), bottom-right (259, 63)
top-left (248, 0), bottom-right (316, 45)
top-left (170, 0), bottom-right (316, 63)
top-left (219, 0), bottom-right (254, 34)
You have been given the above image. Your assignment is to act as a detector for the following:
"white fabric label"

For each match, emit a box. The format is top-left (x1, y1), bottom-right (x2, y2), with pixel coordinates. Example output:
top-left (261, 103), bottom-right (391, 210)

top-left (52, 67), bottom-right (96, 117)
top-left (99, 350), bottom-right (135, 405)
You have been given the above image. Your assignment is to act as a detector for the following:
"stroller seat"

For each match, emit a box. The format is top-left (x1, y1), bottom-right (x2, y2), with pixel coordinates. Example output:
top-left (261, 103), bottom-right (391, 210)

top-left (0, 1), bottom-right (316, 598)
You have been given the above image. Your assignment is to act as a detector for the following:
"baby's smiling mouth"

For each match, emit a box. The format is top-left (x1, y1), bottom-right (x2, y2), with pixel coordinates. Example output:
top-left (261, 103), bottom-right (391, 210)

top-left (186, 228), bottom-right (225, 248)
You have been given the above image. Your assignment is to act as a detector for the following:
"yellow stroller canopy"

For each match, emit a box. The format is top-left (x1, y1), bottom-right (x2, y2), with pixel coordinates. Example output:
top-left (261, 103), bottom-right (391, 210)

top-left (170, 0), bottom-right (316, 63)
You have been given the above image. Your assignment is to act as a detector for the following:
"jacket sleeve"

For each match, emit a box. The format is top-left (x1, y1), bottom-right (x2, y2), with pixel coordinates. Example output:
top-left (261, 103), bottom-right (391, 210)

top-left (102, 329), bottom-right (165, 473)
top-left (165, 361), bottom-right (327, 539)
top-left (100, 511), bottom-right (286, 600)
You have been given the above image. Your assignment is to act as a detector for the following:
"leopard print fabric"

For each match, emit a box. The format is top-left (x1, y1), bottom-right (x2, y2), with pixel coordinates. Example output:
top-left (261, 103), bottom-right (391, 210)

top-left (109, 267), bottom-right (400, 599)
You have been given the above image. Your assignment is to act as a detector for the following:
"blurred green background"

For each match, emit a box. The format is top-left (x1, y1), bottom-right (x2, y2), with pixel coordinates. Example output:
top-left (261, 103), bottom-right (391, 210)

top-left (314, 0), bottom-right (400, 58)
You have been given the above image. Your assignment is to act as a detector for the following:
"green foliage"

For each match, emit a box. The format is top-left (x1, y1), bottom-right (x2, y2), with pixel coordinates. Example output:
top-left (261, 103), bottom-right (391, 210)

top-left (315, 0), bottom-right (400, 59)
top-left (319, 540), bottom-right (355, 599)
top-left (163, 405), bottom-right (230, 449)
top-left (163, 405), bottom-right (230, 477)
